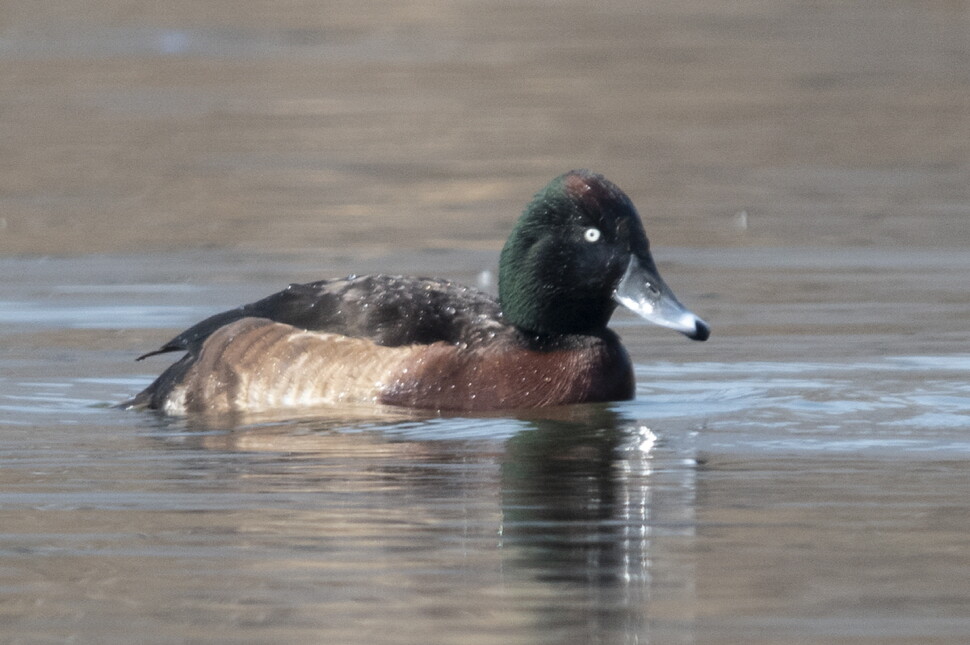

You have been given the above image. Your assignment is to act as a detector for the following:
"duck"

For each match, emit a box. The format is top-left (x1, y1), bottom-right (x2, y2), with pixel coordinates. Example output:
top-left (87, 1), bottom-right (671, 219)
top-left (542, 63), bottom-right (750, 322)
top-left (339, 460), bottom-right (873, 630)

top-left (125, 170), bottom-right (709, 415)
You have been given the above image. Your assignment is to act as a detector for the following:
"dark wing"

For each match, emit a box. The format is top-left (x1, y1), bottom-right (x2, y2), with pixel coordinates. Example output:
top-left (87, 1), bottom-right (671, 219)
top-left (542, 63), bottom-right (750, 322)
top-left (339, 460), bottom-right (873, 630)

top-left (137, 274), bottom-right (505, 360)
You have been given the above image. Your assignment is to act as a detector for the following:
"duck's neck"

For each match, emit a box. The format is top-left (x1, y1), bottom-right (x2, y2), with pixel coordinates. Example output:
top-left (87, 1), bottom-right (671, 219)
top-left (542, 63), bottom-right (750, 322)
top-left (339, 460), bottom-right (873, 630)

top-left (499, 284), bottom-right (617, 336)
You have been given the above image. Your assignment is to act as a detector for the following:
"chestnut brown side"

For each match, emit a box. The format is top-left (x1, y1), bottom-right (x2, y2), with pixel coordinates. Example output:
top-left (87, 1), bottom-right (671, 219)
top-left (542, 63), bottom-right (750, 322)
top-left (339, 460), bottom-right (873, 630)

top-left (380, 333), bottom-right (634, 410)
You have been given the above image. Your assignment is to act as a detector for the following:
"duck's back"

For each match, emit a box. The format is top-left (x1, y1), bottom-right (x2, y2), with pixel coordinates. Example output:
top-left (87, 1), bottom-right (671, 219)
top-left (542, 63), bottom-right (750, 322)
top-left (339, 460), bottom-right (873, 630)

top-left (140, 275), bottom-right (506, 359)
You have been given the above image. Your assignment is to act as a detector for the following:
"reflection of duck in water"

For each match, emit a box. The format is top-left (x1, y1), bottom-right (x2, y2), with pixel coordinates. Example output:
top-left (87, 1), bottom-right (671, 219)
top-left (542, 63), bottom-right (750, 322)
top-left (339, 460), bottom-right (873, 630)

top-left (501, 407), bottom-right (657, 603)
top-left (126, 170), bottom-right (709, 415)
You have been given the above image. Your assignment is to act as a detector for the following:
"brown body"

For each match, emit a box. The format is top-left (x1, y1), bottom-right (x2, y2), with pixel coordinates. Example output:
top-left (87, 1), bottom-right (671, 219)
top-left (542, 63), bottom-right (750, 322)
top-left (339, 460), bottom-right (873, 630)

top-left (137, 316), bottom-right (634, 415)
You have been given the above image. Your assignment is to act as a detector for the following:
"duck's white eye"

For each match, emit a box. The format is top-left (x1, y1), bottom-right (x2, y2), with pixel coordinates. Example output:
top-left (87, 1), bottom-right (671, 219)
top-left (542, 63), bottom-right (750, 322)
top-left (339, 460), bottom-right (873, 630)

top-left (584, 227), bottom-right (602, 243)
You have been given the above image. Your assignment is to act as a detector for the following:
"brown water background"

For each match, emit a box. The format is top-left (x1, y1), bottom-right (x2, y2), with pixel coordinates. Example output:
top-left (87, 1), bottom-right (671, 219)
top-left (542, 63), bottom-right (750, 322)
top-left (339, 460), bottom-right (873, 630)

top-left (1, 1), bottom-right (969, 643)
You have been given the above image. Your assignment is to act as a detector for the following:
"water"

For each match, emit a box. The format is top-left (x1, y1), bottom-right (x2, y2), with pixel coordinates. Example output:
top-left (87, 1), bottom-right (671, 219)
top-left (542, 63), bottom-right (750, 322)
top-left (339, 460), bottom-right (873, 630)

top-left (2, 247), bottom-right (969, 644)
top-left (2, 1), bottom-right (970, 643)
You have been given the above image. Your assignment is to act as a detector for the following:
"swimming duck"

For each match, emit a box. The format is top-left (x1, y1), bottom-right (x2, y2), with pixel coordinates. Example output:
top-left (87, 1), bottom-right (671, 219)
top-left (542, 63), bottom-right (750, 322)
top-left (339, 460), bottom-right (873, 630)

top-left (127, 170), bottom-right (709, 414)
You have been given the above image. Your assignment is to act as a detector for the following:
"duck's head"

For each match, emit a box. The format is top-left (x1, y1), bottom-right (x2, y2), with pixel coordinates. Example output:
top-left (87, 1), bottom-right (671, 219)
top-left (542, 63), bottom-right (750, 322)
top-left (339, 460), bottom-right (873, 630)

top-left (499, 170), bottom-right (710, 340)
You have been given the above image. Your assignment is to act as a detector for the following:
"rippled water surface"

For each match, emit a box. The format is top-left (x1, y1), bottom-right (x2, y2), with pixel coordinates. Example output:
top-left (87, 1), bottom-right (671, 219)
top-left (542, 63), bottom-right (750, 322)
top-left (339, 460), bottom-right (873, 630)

top-left (2, 1), bottom-right (970, 643)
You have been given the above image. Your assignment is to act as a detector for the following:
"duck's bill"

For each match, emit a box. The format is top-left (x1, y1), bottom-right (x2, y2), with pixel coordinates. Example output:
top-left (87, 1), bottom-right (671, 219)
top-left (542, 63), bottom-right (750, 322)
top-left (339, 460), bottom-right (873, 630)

top-left (613, 256), bottom-right (710, 341)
